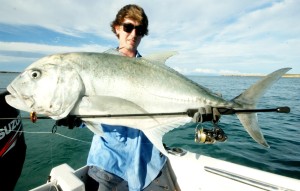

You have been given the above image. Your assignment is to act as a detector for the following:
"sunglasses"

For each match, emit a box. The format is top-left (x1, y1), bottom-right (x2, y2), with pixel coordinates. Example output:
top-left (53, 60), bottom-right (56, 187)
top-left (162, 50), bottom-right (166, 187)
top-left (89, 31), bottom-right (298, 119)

top-left (122, 23), bottom-right (144, 36)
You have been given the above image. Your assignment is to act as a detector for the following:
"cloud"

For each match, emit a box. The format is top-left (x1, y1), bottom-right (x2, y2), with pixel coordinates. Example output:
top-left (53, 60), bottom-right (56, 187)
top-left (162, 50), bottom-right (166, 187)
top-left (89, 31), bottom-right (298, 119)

top-left (194, 68), bottom-right (218, 74)
top-left (0, 1), bottom-right (127, 39)
top-left (0, 41), bottom-right (109, 71)
top-left (0, 42), bottom-right (107, 53)
top-left (193, 68), bottom-right (263, 76)
top-left (0, 0), bottom-right (299, 74)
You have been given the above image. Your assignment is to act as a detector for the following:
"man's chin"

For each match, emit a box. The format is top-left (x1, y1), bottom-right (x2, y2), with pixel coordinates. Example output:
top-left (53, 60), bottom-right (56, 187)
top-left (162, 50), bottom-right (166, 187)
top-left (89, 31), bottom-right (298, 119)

top-left (126, 44), bottom-right (135, 49)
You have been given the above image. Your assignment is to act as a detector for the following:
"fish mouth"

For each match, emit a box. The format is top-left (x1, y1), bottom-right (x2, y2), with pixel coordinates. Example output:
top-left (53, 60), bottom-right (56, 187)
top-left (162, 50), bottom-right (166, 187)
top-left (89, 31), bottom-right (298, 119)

top-left (5, 85), bottom-right (35, 112)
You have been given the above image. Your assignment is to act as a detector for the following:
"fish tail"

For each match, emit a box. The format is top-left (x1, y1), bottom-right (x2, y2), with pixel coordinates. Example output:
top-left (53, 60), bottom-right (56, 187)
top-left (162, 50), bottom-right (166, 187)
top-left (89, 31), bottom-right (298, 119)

top-left (232, 68), bottom-right (291, 147)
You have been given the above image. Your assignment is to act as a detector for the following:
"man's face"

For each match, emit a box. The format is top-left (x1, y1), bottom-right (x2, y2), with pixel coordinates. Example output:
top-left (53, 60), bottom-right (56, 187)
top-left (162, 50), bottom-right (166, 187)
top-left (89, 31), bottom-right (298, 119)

top-left (115, 18), bottom-right (143, 52)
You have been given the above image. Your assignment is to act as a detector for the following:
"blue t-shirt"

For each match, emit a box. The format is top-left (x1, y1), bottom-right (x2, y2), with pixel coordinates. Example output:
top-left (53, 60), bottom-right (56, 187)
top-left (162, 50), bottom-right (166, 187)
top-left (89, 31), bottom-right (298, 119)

top-left (87, 49), bottom-right (167, 190)
top-left (87, 124), bottom-right (166, 190)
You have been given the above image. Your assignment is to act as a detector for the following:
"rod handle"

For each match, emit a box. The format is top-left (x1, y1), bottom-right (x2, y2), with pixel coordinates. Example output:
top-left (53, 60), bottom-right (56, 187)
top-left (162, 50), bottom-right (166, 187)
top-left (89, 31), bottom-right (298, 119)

top-left (276, 107), bottom-right (290, 113)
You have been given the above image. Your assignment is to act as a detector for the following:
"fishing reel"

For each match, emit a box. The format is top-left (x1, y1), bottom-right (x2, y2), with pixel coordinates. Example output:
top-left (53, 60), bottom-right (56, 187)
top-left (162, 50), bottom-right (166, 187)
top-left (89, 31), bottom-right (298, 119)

top-left (194, 122), bottom-right (227, 144)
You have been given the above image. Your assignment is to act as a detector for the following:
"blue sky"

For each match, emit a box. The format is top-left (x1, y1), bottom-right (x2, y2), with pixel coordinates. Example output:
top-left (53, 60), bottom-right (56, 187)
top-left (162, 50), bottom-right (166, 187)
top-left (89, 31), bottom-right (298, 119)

top-left (0, 0), bottom-right (299, 75)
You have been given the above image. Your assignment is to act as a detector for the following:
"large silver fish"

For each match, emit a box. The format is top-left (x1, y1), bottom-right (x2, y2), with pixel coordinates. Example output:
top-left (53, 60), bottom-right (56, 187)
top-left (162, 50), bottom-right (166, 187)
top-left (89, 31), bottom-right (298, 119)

top-left (5, 51), bottom-right (290, 154)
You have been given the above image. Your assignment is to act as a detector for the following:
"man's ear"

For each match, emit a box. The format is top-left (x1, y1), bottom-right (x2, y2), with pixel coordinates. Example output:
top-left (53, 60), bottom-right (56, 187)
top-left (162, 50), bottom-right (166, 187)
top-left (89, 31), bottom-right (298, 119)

top-left (115, 25), bottom-right (120, 38)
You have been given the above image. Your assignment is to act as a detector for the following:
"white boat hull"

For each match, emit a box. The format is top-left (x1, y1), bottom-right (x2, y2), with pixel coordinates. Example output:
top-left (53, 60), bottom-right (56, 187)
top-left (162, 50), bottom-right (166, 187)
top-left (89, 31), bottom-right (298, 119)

top-left (168, 151), bottom-right (299, 191)
top-left (30, 149), bottom-right (300, 191)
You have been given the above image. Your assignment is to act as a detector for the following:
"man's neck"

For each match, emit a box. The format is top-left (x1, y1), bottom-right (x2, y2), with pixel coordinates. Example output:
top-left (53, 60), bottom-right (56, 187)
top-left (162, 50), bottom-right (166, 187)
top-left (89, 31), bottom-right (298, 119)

top-left (118, 47), bottom-right (137, 58)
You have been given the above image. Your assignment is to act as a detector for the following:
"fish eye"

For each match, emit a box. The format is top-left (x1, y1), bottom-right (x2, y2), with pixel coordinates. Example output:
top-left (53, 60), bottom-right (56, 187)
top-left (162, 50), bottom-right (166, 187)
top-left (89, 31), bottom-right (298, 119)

top-left (30, 70), bottom-right (41, 79)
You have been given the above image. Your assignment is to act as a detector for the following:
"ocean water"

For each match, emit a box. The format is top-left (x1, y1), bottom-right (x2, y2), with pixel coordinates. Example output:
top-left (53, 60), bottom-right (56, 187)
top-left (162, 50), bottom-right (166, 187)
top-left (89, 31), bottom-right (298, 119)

top-left (0, 72), bottom-right (299, 190)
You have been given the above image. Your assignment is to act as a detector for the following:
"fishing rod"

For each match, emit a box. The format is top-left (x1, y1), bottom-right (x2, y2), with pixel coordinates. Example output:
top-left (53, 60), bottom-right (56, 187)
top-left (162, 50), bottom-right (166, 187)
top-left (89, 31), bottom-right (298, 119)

top-left (0, 106), bottom-right (290, 123)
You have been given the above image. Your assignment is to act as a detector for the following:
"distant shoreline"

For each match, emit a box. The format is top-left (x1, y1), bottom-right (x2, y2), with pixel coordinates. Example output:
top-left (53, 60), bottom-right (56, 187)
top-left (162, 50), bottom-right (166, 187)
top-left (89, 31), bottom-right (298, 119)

top-left (223, 74), bottom-right (300, 78)
top-left (0, 71), bottom-right (20, 74)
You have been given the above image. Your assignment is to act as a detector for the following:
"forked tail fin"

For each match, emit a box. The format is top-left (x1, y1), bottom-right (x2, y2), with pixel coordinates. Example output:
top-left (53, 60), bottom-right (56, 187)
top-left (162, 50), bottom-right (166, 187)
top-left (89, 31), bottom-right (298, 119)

top-left (232, 68), bottom-right (291, 147)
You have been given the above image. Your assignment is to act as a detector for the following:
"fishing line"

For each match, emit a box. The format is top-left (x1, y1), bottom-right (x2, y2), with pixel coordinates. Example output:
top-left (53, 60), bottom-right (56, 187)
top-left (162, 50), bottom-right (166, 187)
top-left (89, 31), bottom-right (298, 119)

top-left (50, 130), bottom-right (54, 169)
top-left (53, 133), bottom-right (91, 144)
top-left (10, 130), bottom-right (91, 144)
top-left (11, 130), bottom-right (51, 134)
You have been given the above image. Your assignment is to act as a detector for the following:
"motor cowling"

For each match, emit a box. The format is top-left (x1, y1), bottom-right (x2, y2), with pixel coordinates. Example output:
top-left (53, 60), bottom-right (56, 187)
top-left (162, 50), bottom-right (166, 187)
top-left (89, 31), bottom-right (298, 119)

top-left (0, 91), bottom-right (23, 157)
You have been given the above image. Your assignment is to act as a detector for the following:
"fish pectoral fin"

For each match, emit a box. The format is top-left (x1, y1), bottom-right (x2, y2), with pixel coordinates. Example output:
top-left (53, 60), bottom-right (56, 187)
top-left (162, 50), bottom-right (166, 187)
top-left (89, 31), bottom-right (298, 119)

top-left (72, 95), bottom-right (149, 115)
top-left (143, 117), bottom-right (191, 156)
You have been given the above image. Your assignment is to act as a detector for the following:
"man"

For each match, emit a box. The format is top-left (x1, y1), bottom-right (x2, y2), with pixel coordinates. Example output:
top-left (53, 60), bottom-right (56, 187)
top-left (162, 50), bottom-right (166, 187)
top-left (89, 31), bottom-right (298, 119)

top-left (85, 4), bottom-right (177, 191)
top-left (58, 4), bottom-right (220, 191)
top-left (0, 90), bottom-right (26, 191)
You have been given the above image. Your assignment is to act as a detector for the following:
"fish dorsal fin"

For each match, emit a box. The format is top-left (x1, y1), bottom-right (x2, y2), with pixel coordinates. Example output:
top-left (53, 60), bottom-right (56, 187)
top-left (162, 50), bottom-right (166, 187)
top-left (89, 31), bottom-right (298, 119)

top-left (103, 48), bottom-right (121, 55)
top-left (143, 51), bottom-right (178, 65)
top-left (103, 49), bottom-right (177, 65)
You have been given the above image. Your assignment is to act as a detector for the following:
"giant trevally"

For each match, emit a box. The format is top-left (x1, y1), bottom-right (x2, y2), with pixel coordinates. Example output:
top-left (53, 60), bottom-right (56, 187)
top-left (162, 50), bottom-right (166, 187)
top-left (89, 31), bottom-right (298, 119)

top-left (5, 51), bottom-right (290, 154)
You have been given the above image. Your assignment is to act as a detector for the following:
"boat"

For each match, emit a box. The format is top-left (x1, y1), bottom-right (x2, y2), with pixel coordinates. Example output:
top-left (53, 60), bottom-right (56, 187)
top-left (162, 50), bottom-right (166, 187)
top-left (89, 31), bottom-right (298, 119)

top-left (31, 147), bottom-right (300, 191)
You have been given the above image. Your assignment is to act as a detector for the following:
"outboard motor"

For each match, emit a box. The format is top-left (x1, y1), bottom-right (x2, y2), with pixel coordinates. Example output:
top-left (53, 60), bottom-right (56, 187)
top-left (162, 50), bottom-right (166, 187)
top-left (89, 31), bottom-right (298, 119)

top-left (0, 90), bottom-right (26, 190)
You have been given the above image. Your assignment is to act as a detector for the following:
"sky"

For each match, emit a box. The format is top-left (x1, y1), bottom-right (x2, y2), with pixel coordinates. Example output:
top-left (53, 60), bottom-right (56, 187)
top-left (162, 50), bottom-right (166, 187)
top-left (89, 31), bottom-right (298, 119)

top-left (0, 0), bottom-right (299, 75)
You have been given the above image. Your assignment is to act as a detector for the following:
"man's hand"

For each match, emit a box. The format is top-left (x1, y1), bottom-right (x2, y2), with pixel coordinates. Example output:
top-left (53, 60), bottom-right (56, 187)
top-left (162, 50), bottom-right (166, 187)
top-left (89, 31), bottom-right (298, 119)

top-left (192, 106), bottom-right (221, 123)
top-left (56, 116), bottom-right (82, 129)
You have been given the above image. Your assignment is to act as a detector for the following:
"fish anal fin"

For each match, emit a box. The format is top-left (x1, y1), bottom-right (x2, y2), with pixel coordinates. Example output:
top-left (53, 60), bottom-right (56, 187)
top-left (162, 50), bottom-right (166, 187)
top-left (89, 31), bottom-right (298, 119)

top-left (143, 118), bottom-right (191, 156)
top-left (83, 121), bottom-right (104, 136)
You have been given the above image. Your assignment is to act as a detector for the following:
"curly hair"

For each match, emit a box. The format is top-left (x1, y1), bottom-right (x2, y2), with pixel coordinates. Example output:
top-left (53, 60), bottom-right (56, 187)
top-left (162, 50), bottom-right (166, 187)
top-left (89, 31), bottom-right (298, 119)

top-left (111, 4), bottom-right (149, 37)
